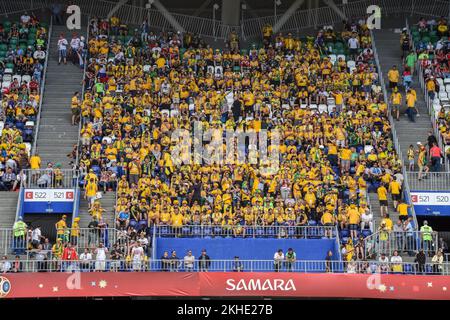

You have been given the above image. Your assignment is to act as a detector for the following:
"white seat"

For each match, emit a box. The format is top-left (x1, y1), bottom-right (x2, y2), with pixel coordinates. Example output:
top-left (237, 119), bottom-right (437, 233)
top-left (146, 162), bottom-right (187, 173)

top-left (21, 75), bottom-right (31, 83)
top-left (214, 66), bottom-right (223, 78)
top-left (347, 60), bottom-right (356, 69)
top-left (2, 74), bottom-right (11, 82)
top-left (1, 81), bottom-right (10, 89)
top-left (329, 54), bottom-right (337, 65)
top-left (282, 103), bottom-right (290, 110)
top-left (143, 65), bottom-right (151, 72)
top-left (349, 67), bottom-right (357, 74)
top-left (318, 104), bottom-right (328, 113)
top-left (161, 109), bottom-right (170, 117)
top-left (309, 104), bottom-right (318, 109)
top-left (3, 68), bottom-right (13, 74)
top-left (437, 78), bottom-right (444, 86)
top-left (25, 121), bottom-right (34, 127)
top-left (300, 104), bottom-right (308, 109)
top-left (439, 92), bottom-right (448, 100)
top-left (445, 85), bottom-right (450, 93)
top-left (24, 143), bottom-right (31, 157)
top-left (0, 121), bottom-right (3, 137)
top-left (337, 54), bottom-right (346, 61)
top-left (327, 105), bottom-right (336, 113)
top-left (440, 85), bottom-right (447, 92)
top-left (444, 78), bottom-right (450, 84)
top-left (207, 65), bottom-right (214, 75)
top-left (12, 75), bottom-right (21, 83)
top-left (327, 97), bottom-right (335, 105)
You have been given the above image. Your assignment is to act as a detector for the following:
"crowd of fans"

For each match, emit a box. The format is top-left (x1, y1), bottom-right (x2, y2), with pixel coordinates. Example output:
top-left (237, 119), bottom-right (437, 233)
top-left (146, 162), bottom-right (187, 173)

top-left (68, 16), bottom-right (407, 246)
top-left (0, 13), bottom-right (48, 190)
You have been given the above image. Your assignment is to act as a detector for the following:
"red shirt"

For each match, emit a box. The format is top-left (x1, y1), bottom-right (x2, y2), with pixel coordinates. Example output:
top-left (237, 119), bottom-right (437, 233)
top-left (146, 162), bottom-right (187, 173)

top-left (430, 146), bottom-right (442, 158)
top-left (62, 247), bottom-right (78, 261)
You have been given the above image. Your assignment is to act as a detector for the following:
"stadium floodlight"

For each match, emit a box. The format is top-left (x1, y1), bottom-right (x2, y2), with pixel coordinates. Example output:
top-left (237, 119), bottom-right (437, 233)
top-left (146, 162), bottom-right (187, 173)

top-left (213, 4), bottom-right (220, 41)
top-left (213, 3), bottom-right (220, 10)
top-left (145, 0), bottom-right (154, 9)
top-left (274, 0), bottom-right (282, 25)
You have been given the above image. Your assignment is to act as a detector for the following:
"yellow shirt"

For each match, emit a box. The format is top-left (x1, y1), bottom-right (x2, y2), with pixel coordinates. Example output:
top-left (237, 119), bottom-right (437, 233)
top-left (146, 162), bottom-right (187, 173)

top-left (397, 203), bottom-right (409, 216)
top-left (389, 181), bottom-right (401, 195)
top-left (30, 155), bottom-right (41, 169)
top-left (377, 186), bottom-right (388, 201)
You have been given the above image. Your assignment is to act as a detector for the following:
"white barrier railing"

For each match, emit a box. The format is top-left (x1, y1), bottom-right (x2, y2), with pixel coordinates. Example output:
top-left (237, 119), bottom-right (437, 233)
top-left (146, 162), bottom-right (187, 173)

top-left (1, 259), bottom-right (449, 275)
top-left (407, 171), bottom-right (450, 190)
top-left (22, 169), bottom-right (78, 189)
top-left (32, 16), bottom-right (52, 155)
top-left (154, 225), bottom-right (337, 239)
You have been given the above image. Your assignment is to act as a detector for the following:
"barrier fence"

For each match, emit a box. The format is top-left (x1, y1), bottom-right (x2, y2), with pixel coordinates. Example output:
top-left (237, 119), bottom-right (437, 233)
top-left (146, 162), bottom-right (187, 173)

top-left (22, 169), bottom-right (78, 189)
top-left (406, 171), bottom-right (450, 191)
top-left (1, 259), bottom-right (448, 275)
top-left (154, 225), bottom-right (337, 239)
top-left (364, 230), bottom-right (439, 258)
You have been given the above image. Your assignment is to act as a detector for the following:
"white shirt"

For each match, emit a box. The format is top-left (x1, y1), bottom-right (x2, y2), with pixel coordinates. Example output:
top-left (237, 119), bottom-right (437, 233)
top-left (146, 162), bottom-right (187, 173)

top-left (274, 253), bottom-right (284, 261)
top-left (390, 256), bottom-right (402, 264)
top-left (21, 15), bottom-right (31, 24)
top-left (57, 38), bottom-right (68, 50)
top-left (80, 253), bottom-right (92, 261)
top-left (0, 260), bottom-right (11, 273)
top-left (348, 38), bottom-right (359, 49)
top-left (184, 255), bottom-right (195, 268)
top-left (361, 212), bottom-right (373, 223)
top-left (33, 50), bottom-right (46, 60)
top-left (70, 37), bottom-right (81, 49)
top-left (32, 228), bottom-right (41, 242)
top-left (132, 246), bottom-right (144, 258)
top-left (95, 247), bottom-right (108, 260)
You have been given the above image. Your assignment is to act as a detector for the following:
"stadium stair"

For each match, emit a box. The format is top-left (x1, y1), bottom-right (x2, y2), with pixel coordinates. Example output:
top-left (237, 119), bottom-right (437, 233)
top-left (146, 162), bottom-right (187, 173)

top-left (0, 192), bottom-right (19, 228)
top-left (34, 24), bottom-right (86, 169)
top-left (77, 192), bottom-right (117, 228)
top-left (368, 192), bottom-right (399, 228)
top-left (373, 29), bottom-right (432, 166)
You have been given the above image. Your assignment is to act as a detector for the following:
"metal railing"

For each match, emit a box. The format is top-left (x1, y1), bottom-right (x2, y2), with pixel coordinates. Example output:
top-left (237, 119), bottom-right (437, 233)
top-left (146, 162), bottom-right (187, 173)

top-left (154, 225), bottom-right (337, 239)
top-left (1, 259), bottom-right (449, 275)
top-left (370, 27), bottom-right (419, 229)
top-left (32, 16), bottom-right (52, 156)
top-left (0, 0), bottom-right (50, 17)
top-left (22, 169), bottom-right (79, 189)
top-left (407, 171), bottom-right (450, 190)
top-left (364, 230), bottom-right (439, 258)
top-left (59, 227), bottom-right (122, 252)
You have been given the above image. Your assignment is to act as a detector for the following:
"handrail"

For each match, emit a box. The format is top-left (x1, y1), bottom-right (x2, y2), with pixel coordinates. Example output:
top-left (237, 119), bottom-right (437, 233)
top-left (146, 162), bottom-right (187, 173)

top-left (3, 259), bottom-right (449, 274)
top-left (32, 15), bottom-right (52, 155)
top-left (370, 27), bottom-right (419, 230)
top-left (74, 17), bottom-right (90, 172)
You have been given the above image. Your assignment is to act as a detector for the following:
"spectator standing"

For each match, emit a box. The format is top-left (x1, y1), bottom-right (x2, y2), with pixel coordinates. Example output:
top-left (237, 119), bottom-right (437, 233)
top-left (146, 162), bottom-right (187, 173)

top-left (274, 249), bottom-right (284, 272)
top-left (377, 184), bottom-right (388, 217)
top-left (62, 243), bottom-right (78, 271)
top-left (94, 242), bottom-right (108, 272)
top-left (233, 256), bottom-right (243, 272)
top-left (161, 251), bottom-right (170, 271)
top-left (110, 244), bottom-right (123, 272)
top-left (79, 248), bottom-right (92, 271)
top-left (393, 220), bottom-right (405, 253)
top-left (13, 217), bottom-right (27, 255)
top-left (405, 89), bottom-right (417, 122)
top-left (198, 249), bottom-right (211, 272)
top-left (415, 249), bottom-right (427, 274)
top-left (285, 248), bottom-right (296, 272)
top-left (439, 237), bottom-right (448, 255)
top-left (31, 225), bottom-right (43, 248)
top-left (57, 33), bottom-right (68, 64)
top-left (378, 253), bottom-right (390, 273)
top-left (325, 250), bottom-right (333, 273)
top-left (169, 250), bottom-right (180, 272)
top-left (420, 220), bottom-right (434, 255)
top-left (131, 242), bottom-right (144, 272)
top-left (183, 250), bottom-right (195, 272)
top-left (387, 65), bottom-right (400, 90)
top-left (429, 142), bottom-right (443, 172)
top-left (12, 256), bottom-right (22, 273)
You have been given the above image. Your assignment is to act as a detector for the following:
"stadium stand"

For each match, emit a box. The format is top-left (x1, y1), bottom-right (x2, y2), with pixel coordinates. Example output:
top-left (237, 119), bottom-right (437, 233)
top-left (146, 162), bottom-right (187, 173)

top-left (0, 14), bottom-right (48, 186)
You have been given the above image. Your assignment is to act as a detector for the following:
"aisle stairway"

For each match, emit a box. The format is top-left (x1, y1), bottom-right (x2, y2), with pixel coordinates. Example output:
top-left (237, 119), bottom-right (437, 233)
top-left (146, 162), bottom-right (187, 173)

top-left (34, 24), bottom-right (86, 168)
top-left (0, 192), bottom-right (19, 228)
top-left (373, 28), bottom-right (432, 166)
top-left (77, 192), bottom-right (116, 228)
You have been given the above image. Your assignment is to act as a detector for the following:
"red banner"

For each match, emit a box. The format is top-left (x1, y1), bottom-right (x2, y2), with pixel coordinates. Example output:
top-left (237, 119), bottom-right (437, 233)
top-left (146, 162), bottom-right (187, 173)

top-left (1, 272), bottom-right (449, 299)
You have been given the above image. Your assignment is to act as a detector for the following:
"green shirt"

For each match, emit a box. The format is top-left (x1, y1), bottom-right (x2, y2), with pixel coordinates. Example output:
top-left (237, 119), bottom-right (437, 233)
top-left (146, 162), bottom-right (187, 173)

top-left (13, 221), bottom-right (27, 237)
top-left (420, 225), bottom-right (433, 241)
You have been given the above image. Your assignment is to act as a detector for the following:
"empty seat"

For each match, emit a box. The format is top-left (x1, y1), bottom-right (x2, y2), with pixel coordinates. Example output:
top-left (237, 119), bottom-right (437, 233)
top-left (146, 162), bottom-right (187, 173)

top-left (439, 92), bottom-right (448, 100)
top-left (22, 75), bottom-right (31, 83)
top-left (337, 54), bottom-right (346, 61)
top-left (12, 74), bottom-right (21, 83)
top-left (328, 54), bottom-right (337, 65)
top-left (445, 85), bottom-right (450, 93)
top-left (2, 74), bottom-right (11, 82)
top-left (347, 60), bottom-right (356, 69)
top-left (3, 68), bottom-right (13, 74)
top-left (444, 78), bottom-right (450, 85)
top-left (318, 104), bottom-right (328, 113)
top-left (309, 104), bottom-right (318, 109)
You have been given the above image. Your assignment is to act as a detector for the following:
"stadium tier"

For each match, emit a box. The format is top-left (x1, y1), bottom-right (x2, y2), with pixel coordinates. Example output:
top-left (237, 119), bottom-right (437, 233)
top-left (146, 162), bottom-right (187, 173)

top-left (0, 1), bottom-right (449, 301)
